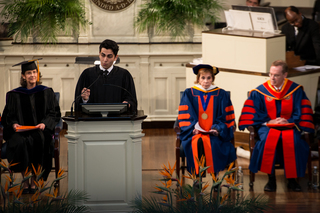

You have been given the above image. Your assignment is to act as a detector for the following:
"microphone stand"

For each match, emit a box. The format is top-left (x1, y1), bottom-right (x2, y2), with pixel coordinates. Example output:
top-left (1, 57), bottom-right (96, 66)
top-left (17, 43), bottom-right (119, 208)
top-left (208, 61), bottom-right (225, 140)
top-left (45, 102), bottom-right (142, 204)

top-left (71, 72), bottom-right (103, 117)
top-left (103, 83), bottom-right (138, 116)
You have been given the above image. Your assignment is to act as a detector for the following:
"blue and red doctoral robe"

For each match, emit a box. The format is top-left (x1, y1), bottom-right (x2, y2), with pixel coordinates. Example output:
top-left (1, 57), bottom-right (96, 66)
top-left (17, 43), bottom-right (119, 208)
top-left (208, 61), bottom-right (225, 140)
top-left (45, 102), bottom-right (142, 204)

top-left (178, 86), bottom-right (236, 174)
top-left (239, 79), bottom-right (314, 178)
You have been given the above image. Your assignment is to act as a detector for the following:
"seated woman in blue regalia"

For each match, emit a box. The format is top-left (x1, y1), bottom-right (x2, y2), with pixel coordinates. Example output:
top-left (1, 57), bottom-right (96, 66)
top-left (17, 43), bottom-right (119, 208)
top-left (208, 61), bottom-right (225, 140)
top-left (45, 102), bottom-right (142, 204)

top-left (2, 59), bottom-right (61, 194)
top-left (178, 64), bottom-right (236, 175)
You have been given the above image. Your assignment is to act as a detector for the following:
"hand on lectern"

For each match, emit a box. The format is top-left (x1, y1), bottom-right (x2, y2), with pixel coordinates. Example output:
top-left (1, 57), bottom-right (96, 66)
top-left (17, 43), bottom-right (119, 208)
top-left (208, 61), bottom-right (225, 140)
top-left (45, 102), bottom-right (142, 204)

top-left (286, 51), bottom-right (306, 68)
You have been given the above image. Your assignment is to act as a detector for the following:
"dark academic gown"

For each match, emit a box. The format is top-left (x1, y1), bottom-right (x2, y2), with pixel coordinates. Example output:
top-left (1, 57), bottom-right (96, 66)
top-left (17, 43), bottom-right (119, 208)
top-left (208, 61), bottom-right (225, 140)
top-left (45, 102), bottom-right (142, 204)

top-left (281, 17), bottom-right (320, 65)
top-left (178, 86), bottom-right (236, 174)
top-left (239, 79), bottom-right (314, 178)
top-left (74, 65), bottom-right (137, 114)
top-left (2, 85), bottom-right (61, 180)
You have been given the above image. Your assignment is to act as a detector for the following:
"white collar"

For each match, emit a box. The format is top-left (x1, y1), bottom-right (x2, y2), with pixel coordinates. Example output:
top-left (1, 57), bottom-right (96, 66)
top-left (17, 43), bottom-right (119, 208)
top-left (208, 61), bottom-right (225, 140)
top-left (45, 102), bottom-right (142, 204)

top-left (194, 84), bottom-right (217, 91)
top-left (100, 64), bottom-right (114, 73)
top-left (274, 82), bottom-right (284, 91)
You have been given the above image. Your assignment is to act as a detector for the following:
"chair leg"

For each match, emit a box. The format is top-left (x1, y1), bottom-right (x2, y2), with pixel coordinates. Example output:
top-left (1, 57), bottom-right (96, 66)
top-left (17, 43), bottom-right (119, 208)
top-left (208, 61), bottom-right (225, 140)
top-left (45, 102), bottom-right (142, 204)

top-left (232, 161), bottom-right (236, 181)
top-left (0, 160), bottom-right (2, 185)
top-left (181, 157), bottom-right (186, 179)
top-left (248, 126), bottom-right (255, 188)
top-left (54, 142), bottom-right (60, 187)
top-left (318, 139), bottom-right (320, 188)
top-left (176, 147), bottom-right (180, 179)
top-left (249, 171), bottom-right (255, 187)
top-left (54, 149), bottom-right (60, 187)
top-left (308, 148), bottom-right (312, 186)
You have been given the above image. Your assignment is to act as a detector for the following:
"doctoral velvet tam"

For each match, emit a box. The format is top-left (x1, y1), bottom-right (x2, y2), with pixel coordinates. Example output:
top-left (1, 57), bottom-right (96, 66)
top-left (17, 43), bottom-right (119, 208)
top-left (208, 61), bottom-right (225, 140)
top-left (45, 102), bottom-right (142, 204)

top-left (192, 64), bottom-right (219, 75)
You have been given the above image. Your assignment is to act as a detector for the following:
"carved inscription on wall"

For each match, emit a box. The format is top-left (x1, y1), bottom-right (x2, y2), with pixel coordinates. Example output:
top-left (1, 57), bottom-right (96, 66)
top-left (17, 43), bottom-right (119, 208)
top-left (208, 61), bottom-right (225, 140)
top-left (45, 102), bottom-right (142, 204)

top-left (91, 0), bottom-right (135, 12)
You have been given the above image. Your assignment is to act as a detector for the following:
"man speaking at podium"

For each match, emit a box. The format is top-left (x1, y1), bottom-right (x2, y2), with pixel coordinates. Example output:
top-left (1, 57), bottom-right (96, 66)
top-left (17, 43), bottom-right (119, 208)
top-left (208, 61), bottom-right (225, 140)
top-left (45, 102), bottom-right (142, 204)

top-left (74, 39), bottom-right (137, 115)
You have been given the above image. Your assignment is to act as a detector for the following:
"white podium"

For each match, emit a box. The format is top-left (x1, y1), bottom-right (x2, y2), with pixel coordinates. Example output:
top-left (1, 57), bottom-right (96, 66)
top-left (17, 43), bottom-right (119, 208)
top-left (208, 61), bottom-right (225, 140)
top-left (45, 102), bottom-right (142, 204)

top-left (64, 115), bottom-right (146, 213)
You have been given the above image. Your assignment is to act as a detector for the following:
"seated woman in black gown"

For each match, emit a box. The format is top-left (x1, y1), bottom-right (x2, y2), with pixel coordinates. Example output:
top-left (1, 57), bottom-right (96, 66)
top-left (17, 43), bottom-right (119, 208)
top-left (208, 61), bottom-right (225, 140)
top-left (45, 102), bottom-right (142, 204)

top-left (2, 59), bottom-right (61, 194)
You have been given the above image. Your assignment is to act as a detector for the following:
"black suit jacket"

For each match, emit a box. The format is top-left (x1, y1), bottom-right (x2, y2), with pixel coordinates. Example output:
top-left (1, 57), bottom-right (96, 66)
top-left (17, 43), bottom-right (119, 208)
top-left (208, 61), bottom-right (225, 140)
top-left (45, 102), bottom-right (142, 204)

top-left (281, 17), bottom-right (320, 65)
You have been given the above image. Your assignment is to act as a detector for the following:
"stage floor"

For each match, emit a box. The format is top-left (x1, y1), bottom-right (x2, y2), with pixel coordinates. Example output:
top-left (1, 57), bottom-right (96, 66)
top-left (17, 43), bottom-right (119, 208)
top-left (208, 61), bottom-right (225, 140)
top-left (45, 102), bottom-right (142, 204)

top-left (1, 128), bottom-right (320, 212)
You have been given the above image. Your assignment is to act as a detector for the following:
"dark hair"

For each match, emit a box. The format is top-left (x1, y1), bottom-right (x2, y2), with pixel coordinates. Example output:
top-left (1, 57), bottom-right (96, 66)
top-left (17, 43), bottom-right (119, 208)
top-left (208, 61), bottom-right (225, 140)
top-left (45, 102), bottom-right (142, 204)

top-left (20, 72), bottom-right (42, 87)
top-left (194, 68), bottom-right (215, 84)
top-left (271, 60), bottom-right (288, 74)
top-left (284, 6), bottom-right (300, 19)
top-left (247, 0), bottom-right (261, 4)
top-left (99, 39), bottom-right (119, 56)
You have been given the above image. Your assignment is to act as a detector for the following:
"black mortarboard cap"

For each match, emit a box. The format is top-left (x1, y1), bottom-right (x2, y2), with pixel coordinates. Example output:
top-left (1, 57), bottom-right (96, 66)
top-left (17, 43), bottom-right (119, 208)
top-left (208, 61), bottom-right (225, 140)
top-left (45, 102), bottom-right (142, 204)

top-left (12, 58), bottom-right (42, 81)
top-left (193, 64), bottom-right (219, 75)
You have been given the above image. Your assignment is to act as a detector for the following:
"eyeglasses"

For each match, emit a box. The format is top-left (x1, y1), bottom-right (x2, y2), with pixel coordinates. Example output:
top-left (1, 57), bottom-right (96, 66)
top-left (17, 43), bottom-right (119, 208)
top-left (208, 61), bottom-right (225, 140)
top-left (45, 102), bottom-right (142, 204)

top-left (269, 73), bottom-right (283, 78)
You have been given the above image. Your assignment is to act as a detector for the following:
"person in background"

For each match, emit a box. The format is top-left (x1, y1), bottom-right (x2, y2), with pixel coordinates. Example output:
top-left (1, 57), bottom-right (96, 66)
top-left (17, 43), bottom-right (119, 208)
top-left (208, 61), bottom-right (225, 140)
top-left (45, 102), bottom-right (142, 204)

top-left (246, 0), bottom-right (260, 7)
top-left (178, 64), bottom-right (236, 176)
top-left (282, 6), bottom-right (320, 65)
top-left (312, 0), bottom-right (320, 21)
top-left (2, 59), bottom-right (61, 194)
top-left (239, 60), bottom-right (314, 192)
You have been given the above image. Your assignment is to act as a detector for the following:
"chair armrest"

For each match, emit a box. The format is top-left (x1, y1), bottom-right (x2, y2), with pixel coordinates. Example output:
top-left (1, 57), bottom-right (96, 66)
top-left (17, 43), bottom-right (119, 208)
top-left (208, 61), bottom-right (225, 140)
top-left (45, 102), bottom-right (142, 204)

top-left (0, 124), bottom-right (3, 142)
top-left (174, 126), bottom-right (181, 147)
top-left (54, 119), bottom-right (62, 151)
top-left (0, 125), bottom-right (3, 145)
top-left (247, 126), bottom-right (257, 154)
top-left (55, 118), bottom-right (63, 130)
top-left (0, 125), bottom-right (4, 159)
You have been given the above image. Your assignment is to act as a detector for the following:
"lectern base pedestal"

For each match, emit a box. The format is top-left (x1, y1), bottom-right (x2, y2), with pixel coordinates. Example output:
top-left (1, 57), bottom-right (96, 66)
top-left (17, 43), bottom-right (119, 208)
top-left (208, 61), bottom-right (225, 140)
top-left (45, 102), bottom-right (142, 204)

top-left (64, 116), bottom-right (146, 212)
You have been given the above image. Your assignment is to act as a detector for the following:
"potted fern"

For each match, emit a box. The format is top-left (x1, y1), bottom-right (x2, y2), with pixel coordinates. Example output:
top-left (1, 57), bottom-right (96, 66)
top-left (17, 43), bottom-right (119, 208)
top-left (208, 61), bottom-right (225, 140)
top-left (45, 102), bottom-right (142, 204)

top-left (133, 157), bottom-right (271, 212)
top-left (0, 0), bottom-right (89, 43)
top-left (0, 161), bottom-right (90, 213)
top-left (135, 0), bottom-right (224, 39)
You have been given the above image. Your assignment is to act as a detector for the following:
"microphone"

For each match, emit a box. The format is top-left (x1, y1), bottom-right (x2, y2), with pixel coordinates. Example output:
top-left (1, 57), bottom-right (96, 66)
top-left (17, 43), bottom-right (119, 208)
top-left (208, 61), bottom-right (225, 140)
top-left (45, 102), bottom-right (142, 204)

top-left (70, 71), bottom-right (103, 116)
top-left (103, 83), bottom-right (137, 115)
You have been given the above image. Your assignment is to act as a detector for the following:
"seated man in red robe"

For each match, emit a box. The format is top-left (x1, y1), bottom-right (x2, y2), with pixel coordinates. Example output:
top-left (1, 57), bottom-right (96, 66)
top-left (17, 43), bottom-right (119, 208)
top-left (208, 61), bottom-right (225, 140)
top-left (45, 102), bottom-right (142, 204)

top-left (239, 60), bottom-right (314, 192)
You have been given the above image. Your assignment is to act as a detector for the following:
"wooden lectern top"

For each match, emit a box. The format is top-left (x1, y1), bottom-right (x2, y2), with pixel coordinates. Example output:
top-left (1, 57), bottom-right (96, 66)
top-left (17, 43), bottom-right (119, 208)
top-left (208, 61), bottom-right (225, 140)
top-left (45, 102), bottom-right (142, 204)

top-left (62, 114), bottom-right (147, 122)
top-left (202, 29), bottom-right (285, 39)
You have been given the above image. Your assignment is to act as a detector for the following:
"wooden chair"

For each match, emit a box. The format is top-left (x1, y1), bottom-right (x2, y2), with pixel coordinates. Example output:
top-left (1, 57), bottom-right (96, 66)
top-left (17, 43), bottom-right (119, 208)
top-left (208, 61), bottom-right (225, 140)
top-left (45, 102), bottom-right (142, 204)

top-left (0, 92), bottom-right (62, 186)
top-left (248, 125), bottom-right (320, 187)
top-left (174, 124), bottom-right (186, 179)
top-left (307, 134), bottom-right (320, 187)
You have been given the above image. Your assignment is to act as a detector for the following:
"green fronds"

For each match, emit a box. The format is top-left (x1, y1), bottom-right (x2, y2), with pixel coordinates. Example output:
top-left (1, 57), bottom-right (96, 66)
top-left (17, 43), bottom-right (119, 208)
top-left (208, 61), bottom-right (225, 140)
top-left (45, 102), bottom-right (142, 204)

top-left (133, 193), bottom-right (271, 213)
top-left (0, 162), bottom-right (89, 213)
top-left (132, 161), bottom-right (271, 213)
top-left (0, 0), bottom-right (89, 43)
top-left (135, 0), bottom-right (224, 38)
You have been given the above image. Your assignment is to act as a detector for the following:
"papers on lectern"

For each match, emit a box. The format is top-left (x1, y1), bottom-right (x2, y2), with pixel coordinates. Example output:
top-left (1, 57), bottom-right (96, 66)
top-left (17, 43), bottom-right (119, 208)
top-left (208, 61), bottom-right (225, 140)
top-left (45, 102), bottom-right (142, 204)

top-left (224, 6), bottom-right (279, 34)
top-left (225, 10), bottom-right (253, 31)
top-left (250, 12), bottom-right (274, 32)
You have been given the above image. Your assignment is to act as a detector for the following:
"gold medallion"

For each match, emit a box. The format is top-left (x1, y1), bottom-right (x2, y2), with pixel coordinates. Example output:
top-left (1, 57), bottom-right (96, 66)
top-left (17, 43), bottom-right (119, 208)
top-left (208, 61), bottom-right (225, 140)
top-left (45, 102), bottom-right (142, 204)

top-left (285, 95), bottom-right (291, 100)
top-left (201, 113), bottom-right (208, 120)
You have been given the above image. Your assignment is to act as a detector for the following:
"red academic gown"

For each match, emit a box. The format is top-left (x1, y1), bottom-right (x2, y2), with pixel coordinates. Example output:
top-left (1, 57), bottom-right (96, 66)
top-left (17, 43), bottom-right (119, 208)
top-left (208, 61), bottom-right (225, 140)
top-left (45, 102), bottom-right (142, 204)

top-left (239, 79), bottom-right (314, 178)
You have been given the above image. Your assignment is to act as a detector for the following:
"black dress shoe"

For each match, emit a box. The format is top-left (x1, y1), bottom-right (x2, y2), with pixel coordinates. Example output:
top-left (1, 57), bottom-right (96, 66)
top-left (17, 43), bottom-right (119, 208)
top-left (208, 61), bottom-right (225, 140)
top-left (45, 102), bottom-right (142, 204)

top-left (287, 179), bottom-right (302, 192)
top-left (194, 182), bottom-right (200, 189)
top-left (22, 188), bottom-right (29, 194)
top-left (264, 180), bottom-right (277, 192)
top-left (29, 187), bottom-right (36, 194)
top-left (213, 184), bottom-right (220, 192)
